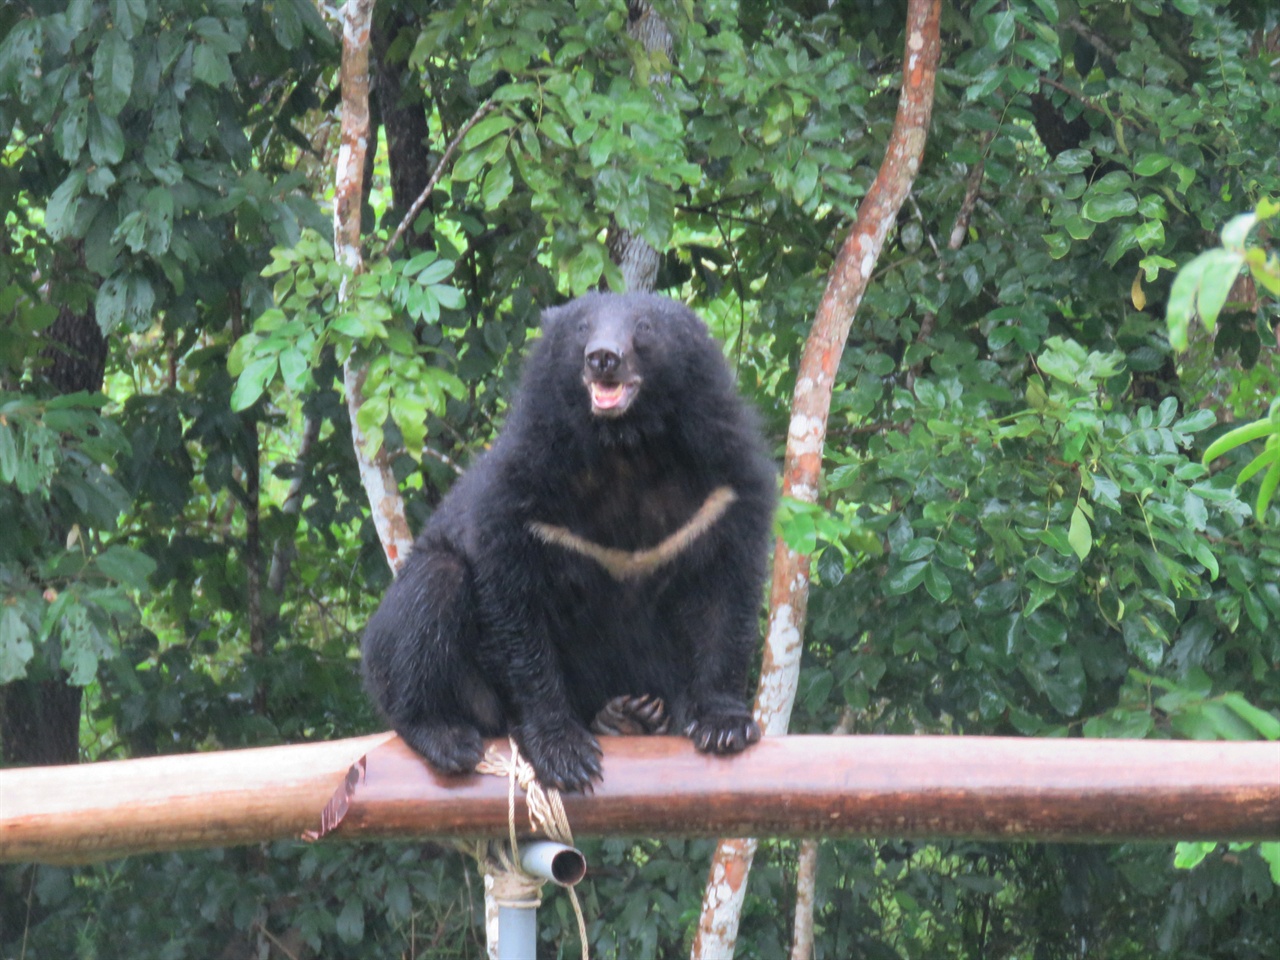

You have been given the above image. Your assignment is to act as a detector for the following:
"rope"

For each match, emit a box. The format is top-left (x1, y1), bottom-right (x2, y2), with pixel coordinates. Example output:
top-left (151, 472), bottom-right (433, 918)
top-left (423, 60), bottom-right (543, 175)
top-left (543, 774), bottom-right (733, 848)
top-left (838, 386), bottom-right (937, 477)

top-left (476, 737), bottom-right (590, 959)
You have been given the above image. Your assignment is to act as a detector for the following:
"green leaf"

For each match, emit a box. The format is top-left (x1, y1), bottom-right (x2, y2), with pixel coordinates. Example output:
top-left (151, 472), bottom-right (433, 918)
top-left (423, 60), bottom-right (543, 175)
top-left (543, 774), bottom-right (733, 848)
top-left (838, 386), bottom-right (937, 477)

top-left (93, 29), bottom-right (134, 116)
top-left (923, 561), bottom-right (952, 603)
top-left (95, 275), bottom-right (128, 332)
top-left (898, 538), bottom-right (937, 563)
top-left (434, 284), bottom-right (465, 311)
top-left (336, 899), bottom-right (365, 945)
top-left (1028, 552), bottom-right (1077, 583)
top-left (452, 145), bottom-right (488, 183)
top-left (1173, 409), bottom-right (1217, 434)
top-left (408, 256), bottom-right (453, 286)
top-left (883, 560), bottom-right (927, 596)
top-left (1260, 842), bottom-right (1280, 884)
top-left (56, 98), bottom-right (90, 162)
top-left (1190, 538), bottom-right (1219, 580)
top-left (1174, 841), bottom-right (1217, 870)
top-left (1257, 457), bottom-right (1280, 520)
top-left (460, 113), bottom-right (514, 150)
top-left (1166, 254), bottom-right (1205, 350)
top-left (94, 546), bottom-right (157, 587)
top-left (230, 356), bottom-right (278, 411)
top-left (1203, 419), bottom-right (1277, 463)
top-left (987, 10), bottom-right (1015, 51)
top-left (1081, 191), bottom-right (1137, 223)
top-left (1133, 154), bottom-right (1173, 177)
top-left (1194, 249), bottom-right (1247, 330)
top-left (278, 348), bottom-right (309, 392)
top-left (0, 423), bottom-right (17, 482)
top-left (1043, 232), bottom-right (1070, 259)
top-left (1219, 693), bottom-right (1280, 740)
top-left (1014, 38), bottom-right (1058, 71)
top-left (566, 243), bottom-right (606, 295)
top-left (272, 0), bottom-right (303, 49)
top-left (965, 65), bottom-right (1007, 101)
top-left (0, 606), bottom-right (35, 684)
top-left (1173, 701), bottom-right (1255, 741)
top-left (88, 105), bottom-right (125, 166)
top-left (193, 43), bottom-right (233, 87)
top-left (1220, 212), bottom-right (1257, 251)
top-left (974, 579), bottom-right (1019, 612)
top-left (1042, 649), bottom-right (1085, 716)
top-left (1083, 709), bottom-right (1154, 739)
top-left (355, 396), bottom-right (389, 438)
top-left (481, 160), bottom-right (514, 210)
top-left (390, 395), bottom-right (427, 454)
top-left (1236, 446), bottom-right (1280, 486)
top-left (45, 170), bottom-right (87, 241)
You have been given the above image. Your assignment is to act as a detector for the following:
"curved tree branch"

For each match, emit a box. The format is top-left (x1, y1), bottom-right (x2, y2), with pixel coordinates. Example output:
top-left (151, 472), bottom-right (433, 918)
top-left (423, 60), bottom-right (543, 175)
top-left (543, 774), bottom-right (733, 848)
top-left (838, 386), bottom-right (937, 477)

top-left (692, 2), bottom-right (943, 955)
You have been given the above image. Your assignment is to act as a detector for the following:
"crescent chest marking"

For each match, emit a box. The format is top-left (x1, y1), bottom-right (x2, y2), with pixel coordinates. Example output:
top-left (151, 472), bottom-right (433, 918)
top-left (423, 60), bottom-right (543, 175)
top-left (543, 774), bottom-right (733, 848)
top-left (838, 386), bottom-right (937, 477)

top-left (527, 485), bottom-right (738, 582)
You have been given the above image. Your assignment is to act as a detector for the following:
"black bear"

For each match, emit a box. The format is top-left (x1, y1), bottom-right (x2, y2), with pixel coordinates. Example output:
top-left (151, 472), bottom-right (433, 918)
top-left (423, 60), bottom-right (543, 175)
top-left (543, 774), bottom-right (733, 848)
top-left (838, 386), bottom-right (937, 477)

top-left (361, 292), bottom-right (776, 791)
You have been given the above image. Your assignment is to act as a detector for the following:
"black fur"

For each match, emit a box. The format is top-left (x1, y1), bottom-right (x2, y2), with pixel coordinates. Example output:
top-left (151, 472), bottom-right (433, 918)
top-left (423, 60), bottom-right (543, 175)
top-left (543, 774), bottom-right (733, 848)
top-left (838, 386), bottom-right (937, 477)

top-left (361, 292), bottom-right (776, 791)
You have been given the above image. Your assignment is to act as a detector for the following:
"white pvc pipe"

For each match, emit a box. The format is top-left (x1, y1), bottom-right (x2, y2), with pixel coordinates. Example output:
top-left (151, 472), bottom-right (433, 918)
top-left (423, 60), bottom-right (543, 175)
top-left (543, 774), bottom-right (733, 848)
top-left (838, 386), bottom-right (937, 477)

top-left (520, 840), bottom-right (587, 887)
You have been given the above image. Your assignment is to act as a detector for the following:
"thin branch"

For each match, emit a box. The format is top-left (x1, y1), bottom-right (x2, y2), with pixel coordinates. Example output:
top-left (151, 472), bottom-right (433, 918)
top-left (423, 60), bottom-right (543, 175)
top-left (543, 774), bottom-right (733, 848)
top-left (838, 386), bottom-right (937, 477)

top-left (423, 443), bottom-right (465, 476)
top-left (1065, 15), bottom-right (1119, 61)
top-left (948, 130), bottom-right (992, 251)
top-left (381, 99), bottom-right (496, 260)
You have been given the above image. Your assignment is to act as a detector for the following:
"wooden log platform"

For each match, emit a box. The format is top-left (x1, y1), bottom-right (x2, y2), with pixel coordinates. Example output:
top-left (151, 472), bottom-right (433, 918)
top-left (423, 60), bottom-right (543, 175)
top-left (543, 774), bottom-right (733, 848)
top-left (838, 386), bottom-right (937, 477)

top-left (2, 734), bottom-right (1277, 865)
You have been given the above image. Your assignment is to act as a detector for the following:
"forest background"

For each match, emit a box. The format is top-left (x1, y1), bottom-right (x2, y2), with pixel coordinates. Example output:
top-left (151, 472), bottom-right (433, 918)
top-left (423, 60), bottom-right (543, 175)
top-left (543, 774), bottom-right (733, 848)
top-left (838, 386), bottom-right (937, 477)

top-left (1, 0), bottom-right (1279, 958)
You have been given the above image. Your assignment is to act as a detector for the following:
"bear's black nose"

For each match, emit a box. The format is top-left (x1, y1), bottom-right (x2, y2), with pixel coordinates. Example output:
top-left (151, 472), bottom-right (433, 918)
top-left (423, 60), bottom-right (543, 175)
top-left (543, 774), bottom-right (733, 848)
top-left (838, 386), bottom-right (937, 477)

top-left (586, 347), bottom-right (622, 377)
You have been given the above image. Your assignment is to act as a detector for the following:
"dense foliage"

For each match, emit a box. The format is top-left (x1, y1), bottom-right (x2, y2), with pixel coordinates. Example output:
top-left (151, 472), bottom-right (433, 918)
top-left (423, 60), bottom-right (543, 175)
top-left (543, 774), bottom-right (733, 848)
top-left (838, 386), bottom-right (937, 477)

top-left (2, 1), bottom-right (1278, 958)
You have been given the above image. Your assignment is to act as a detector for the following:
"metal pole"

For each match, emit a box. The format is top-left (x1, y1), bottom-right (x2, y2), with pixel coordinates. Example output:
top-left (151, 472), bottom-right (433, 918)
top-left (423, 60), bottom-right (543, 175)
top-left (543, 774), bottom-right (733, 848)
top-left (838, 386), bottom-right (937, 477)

top-left (494, 842), bottom-right (586, 960)
top-left (496, 902), bottom-right (537, 960)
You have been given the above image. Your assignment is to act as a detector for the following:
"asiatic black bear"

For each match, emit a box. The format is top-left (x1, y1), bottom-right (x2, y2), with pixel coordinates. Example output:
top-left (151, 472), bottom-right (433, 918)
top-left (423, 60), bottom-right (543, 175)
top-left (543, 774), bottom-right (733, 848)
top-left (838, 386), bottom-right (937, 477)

top-left (362, 292), bottom-right (776, 791)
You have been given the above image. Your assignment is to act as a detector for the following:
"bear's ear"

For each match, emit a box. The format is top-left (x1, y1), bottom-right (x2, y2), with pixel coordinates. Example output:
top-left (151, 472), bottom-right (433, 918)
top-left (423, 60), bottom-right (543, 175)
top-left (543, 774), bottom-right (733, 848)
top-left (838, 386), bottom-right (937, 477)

top-left (538, 298), bottom-right (582, 334)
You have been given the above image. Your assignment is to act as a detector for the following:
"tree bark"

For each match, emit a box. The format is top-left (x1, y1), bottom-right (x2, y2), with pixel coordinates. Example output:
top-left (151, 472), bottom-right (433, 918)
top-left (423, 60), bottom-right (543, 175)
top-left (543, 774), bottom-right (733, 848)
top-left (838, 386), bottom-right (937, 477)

top-left (372, 2), bottom-right (434, 253)
top-left (336, 0), bottom-right (414, 573)
top-left (693, 2), bottom-right (943, 955)
top-left (0, 254), bottom-right (109, 767)
top-left (606, 0), bottom-right (672, 293)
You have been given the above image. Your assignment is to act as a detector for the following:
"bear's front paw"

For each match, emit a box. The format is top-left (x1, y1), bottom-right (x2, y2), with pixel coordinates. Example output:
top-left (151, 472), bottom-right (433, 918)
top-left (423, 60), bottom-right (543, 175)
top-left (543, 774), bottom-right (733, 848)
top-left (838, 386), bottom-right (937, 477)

top-left (685, 708), bottom-right (761, 755)
top-left (517, 719), bottom-right (603, 792)
top-left (399, 721), bottom-right (485, 775)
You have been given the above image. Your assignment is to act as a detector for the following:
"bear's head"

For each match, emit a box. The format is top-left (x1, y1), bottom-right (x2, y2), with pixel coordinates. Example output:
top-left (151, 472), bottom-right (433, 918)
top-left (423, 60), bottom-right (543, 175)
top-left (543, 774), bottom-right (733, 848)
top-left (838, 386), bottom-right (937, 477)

top-left (534, 292), bottom-right (728, 426)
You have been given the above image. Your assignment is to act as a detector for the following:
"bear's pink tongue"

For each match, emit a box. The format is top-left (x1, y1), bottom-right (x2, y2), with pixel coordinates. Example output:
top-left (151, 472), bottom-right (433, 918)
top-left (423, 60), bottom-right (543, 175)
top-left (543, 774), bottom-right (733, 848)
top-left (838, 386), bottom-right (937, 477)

top-left (591, 383), bottom-right (625, 409)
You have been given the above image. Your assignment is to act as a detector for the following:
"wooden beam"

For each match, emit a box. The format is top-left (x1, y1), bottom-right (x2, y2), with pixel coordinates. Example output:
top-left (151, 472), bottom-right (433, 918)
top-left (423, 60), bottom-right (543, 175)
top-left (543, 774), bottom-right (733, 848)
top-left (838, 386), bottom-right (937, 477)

top-left (2, 734), bottom-right (1277, 865)
top-left (0, 734), bottom-right (393, 865)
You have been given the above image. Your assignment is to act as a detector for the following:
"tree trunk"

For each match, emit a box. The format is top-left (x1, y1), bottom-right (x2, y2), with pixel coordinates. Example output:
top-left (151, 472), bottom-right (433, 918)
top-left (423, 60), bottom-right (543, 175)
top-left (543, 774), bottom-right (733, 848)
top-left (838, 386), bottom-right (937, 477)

top-left (0, 263), bottom-right (109, 767)
top-left (693, 2), bottom-right (943, 955)
top-left (606, 0), bottom-right (672, 293)
top-left (336, 0), bottom-right (415, 573)
top-left (372, 2), bottom-right (434, 253)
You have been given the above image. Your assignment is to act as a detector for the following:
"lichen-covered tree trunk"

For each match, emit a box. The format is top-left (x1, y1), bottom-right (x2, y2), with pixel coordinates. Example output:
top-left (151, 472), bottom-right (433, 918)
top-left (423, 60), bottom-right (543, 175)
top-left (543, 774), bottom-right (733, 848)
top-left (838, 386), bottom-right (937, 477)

top-left (336, 0), bottom-right (413, 572)
top-left (691, 2), bottom-right (943, 955)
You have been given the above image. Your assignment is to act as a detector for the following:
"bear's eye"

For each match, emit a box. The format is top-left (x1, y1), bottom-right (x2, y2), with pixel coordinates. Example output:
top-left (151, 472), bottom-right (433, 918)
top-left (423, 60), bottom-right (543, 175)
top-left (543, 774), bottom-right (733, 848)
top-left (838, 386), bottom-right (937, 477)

top-left (637, 318), bottom-right (653, 334)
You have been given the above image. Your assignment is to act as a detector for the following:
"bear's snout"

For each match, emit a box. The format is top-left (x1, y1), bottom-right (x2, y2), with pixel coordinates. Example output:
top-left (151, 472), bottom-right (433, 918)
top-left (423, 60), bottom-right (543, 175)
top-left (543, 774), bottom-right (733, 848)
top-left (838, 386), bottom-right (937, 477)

top-left (586, 345), bottom-right (622, 378)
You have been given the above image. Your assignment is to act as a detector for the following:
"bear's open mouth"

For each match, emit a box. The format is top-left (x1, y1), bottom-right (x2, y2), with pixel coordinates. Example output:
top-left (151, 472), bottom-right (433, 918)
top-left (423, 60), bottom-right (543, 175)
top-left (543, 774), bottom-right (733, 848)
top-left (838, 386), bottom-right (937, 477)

top-left (588, 380), bottom-right (640, 416)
